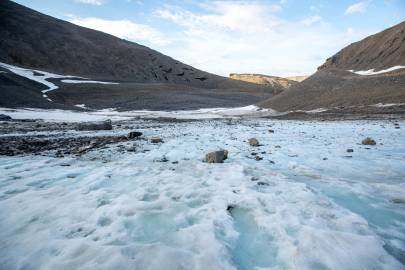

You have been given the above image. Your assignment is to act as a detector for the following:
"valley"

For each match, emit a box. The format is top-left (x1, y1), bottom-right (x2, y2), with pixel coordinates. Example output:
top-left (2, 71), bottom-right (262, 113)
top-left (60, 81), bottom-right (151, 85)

top-left (0, 0), bottom-right (404, 269)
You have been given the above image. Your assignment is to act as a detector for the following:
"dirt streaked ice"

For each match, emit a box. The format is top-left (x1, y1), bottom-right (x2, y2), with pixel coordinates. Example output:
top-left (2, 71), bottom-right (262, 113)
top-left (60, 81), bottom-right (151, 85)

top-left (0, 118), bottom-right (404, 269)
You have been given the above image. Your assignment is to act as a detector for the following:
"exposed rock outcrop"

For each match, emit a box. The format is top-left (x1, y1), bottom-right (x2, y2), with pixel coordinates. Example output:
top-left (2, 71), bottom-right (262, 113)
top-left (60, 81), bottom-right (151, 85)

top-left (76, 120), bottom-right (112, 131)
top-left (285, 76), bottom-right (308, 82)
top-left (229, 73), bottom-right (297, 90)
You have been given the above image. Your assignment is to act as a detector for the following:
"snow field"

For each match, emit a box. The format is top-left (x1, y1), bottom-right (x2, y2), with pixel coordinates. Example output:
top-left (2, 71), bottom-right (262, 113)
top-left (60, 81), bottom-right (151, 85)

top-left (0, 119), bottom-right (404, 269)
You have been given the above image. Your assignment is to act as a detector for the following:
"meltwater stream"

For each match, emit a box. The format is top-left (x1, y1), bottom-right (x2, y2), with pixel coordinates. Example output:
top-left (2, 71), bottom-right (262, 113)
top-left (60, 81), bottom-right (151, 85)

top-left (0, 120), bottom-right (404, 270)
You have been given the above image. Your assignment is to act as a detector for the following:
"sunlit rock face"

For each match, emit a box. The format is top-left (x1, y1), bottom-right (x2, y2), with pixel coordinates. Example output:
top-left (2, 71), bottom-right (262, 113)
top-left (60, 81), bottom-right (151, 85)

top-left (229, 73), bottom-right (298, 90)
top-left (285, 75), bottom-right (308, 82)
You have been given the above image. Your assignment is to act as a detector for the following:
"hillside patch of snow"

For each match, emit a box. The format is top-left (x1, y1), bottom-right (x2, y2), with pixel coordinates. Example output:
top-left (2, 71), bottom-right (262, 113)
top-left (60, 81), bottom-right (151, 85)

top-left (349, 65), bottom-right (405, 75)
top-left (0, 62), bottom-right (76, 94)
top-left (292, 108), bottom-right (328, 113)
top-left (0, 62), bottom-right (119, 102)
top-left (75, 104), bottom-right (88, 109)
top-left (61, 79), bottom-right (119, 85)
top-left (370, 103), bottom-right (405, 108)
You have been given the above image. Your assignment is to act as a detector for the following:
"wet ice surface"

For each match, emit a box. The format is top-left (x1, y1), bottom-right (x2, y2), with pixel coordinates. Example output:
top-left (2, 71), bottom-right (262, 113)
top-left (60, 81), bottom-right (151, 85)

top-left (1, 120), bottom-right (404, 270)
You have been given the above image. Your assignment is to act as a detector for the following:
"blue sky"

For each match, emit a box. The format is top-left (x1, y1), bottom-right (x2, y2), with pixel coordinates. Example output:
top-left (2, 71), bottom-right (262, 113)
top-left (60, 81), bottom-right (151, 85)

top-left (13, 0), bottom-right (405, 76)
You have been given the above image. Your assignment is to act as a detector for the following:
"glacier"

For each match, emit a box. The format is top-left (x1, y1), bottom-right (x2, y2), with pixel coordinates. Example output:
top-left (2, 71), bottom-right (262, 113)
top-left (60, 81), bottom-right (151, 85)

top-left (0, 118), bottom-right (404, 270)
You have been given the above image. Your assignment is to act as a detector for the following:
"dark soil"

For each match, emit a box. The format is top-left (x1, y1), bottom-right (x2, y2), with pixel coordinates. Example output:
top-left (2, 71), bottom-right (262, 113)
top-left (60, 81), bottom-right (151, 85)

top-left (0, 0), bottom-right (280, 94)
top-left (0, 135), bottom-right (133, 156)
top-left (259, 68), bottom-right (405, 112)
top-left (260, 21), bottom-right (405, 113)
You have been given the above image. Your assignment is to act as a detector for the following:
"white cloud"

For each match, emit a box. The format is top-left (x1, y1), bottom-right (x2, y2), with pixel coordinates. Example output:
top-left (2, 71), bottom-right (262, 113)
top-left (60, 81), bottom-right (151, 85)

top-left (300, 15), bottom-right (323, 26)
top-left (156, 2), bottom-right (282, 34)
top-left (153, 3), bottom-right (367, 77)
top-left (69, 17), bottom-right (170, 46)
top-left (75, 0), bottom-right (104, 6)
top-left (68, 2), bottom-right (373, 77)
top-left (345, 2), bottom-right (368, 15)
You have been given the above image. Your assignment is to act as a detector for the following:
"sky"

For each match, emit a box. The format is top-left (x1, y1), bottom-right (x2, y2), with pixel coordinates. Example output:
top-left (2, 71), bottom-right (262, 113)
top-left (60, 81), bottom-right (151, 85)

top-left (13, 0), bottom-right (405, 77)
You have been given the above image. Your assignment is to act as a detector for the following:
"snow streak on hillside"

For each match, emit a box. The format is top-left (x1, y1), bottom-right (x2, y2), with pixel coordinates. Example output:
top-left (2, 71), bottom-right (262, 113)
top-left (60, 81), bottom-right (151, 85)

top-left (349, 65), bottom-right (405, 75)
top-left (0, 62), bottom-right (118, 101)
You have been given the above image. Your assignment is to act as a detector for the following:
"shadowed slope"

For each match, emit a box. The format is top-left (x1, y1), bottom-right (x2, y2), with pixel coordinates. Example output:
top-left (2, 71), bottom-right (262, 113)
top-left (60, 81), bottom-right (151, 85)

top-left (0, 0), bottom-right (280, 110)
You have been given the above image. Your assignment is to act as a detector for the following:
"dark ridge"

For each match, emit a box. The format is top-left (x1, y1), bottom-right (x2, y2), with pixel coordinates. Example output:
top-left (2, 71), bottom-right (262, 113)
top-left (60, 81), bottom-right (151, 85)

top-left (259, 21), bottom-right (405, 112)
top-left (0, 0), bottom-right (279, 91)
top-left (318, 21), bottom-right (405, 71)
top-left (0, 0), bottom-right (280, 110)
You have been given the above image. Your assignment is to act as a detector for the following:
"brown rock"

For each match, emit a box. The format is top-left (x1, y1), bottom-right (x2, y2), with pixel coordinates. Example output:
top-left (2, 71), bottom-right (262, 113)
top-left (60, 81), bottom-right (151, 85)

top-left (248, 138), bottom-right (259, 146)
top-left (150, 137), bottom-right (163, 143)
top-left (205, 150), bottom-right (228, 163)
top-left (362, 137), bottom-right (376, 145)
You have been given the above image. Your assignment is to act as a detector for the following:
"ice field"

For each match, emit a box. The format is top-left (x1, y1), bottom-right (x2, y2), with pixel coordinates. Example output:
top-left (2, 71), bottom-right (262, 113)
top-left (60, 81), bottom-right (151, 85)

top-left (1, 119), bottom-right (404, 270)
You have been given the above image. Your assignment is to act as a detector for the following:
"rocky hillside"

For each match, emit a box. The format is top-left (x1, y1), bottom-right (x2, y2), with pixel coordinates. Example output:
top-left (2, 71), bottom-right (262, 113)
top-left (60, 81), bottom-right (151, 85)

top-left (259, 68), bottom-right (405, 111)
top-left (0, 0), bottom-right (278, 91)
top-left (229, 73), bottom-right (297, 89)
top-left (260, 21), bottom-right (405, 112)
top-left (0, 0), bottom-right (279, 110)
top-left (0, 0), bottom-right (208, 86)
top-left (318, 22), bottom-right (405, 72)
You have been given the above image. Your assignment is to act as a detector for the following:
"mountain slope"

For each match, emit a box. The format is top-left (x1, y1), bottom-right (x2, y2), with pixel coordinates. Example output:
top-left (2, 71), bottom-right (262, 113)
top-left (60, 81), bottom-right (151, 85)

top-left (0, 0), bottom-right (221, 86)
top-left (318, 22), bottom-right (405, 71)
top-left (0, 0), bottom-right (280, 110)
top-left (260, 21), bottom-right (405, 112)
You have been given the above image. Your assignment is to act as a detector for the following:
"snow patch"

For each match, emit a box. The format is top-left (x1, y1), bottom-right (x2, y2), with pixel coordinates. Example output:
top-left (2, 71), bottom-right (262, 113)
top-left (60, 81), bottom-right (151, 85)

top-left (75, 104), bottom-right (88, 109)
top-left (0, 62), bottom-right (119, 102)
top-left (370, 103), bottom-right (405, 108)
top-left (0, 120), bottom-right (404, 269)
top-left (0, 106), bottom-right (279, 122)
top-left (97, 105), bottom-right (279, 119)
top-left (0, 108), bottom-right (130, 122)
top-left (0, 106), bottom-right (270, 122)
top-left (349, 65), bottom-right (405, 76)
top-left (292, 108), bottom-right (329, 114)
top-left (0, 62), bottom-right (77, 95)
top-left (61, 79), bottom-right (119, 85)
